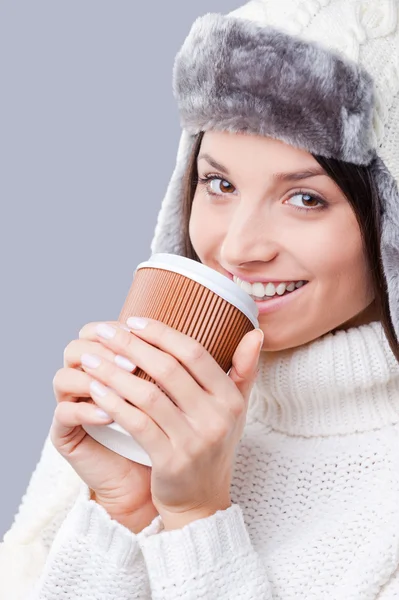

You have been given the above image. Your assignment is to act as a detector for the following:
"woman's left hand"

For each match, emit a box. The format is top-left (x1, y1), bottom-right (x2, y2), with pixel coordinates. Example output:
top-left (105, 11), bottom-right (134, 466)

top-left (79, 316), bottom-right (264, 531)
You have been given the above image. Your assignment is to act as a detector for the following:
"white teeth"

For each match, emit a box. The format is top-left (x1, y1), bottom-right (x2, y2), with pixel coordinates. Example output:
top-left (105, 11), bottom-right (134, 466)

top-left (233, 275), bottom-right (306, 298)
top-left (240, 280), bottom-right (253, 294)
top-left (252, 282), bottom-right (266, 298)
top-left (275, 283), bottom-right (287, 296)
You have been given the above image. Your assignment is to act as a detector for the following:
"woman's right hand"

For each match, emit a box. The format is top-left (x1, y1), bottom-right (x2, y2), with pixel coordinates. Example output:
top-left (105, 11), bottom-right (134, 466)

top-left (51, 321), bottom-right (159, 533)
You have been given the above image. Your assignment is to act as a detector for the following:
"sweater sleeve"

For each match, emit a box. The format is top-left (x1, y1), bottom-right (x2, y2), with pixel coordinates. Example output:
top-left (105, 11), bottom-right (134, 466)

top-left (0, 431), bottom-right (82, 600)
top-left (25, 483), bottom-right (160, 600)
top-left (0, 430), bottom-right (156, 600)
top-left (377, 564), bottom-right (399, 598)
top-left (137, 503), bottom-right (274, 599)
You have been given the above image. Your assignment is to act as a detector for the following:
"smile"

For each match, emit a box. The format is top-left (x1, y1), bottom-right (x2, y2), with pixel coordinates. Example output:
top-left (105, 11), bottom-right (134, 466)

top-left (232, 275), bottom-right (310, 315)
top-left (233, 275), bottom-right (308, 300)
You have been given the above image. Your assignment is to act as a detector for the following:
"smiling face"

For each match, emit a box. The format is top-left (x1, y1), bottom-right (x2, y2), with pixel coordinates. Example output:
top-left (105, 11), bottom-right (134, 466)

top-left (188, 130), bottom-right (378, 351)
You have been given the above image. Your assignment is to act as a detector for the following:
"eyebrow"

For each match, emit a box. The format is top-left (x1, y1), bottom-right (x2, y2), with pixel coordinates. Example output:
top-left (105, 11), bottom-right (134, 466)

top-left (198, 153), bottom-right (327, 182)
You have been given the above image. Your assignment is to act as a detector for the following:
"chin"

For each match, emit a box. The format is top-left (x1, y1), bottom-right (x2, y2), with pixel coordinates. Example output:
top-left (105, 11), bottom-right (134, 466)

top-left (258, 321), bottom-right (336, 352)
top-left (259, 328), bottom-right (310, 352)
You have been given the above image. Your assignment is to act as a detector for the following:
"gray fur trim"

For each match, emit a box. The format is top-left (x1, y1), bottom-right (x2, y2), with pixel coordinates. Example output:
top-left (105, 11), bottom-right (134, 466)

top-left (173, 13), bottom-right (376, 165)
top-left (150, 130), bottom-right (197, 256)
top-left (372, 157), bottom-right (399, 342)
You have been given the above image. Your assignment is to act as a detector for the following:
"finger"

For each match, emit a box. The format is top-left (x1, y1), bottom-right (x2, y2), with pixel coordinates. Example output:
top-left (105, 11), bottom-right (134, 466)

top-left (124, 318), bottom-right (245, 417)
top-left (78, 321), bottom-right (129, 340)
top-left (89, 379), bottom-right (170, 459)
top-left (92, 319), bottom-right (229, 415)
top-left (53, 367), bottom-right (95, 404)
top-left (70, 320), bottom-right (129, 371)
top-left (52, 399), bottom-right (114, 440)
top-left (80, 354), bottom-right (191, 441)
top-left (63, 339), bottom-right (122, 369)
top-left (229, 329), bottom-right (264, 401)
top-left (53, 366), bottom-right (128, 408)
top-left (125, 318), bottom-right (226, 394)
top-left (51, 401), bottom-right (129, 484)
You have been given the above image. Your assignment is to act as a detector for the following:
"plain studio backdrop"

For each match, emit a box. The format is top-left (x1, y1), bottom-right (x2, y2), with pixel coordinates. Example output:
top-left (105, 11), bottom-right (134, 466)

top-left (0, 0), bottom-right (242, 538)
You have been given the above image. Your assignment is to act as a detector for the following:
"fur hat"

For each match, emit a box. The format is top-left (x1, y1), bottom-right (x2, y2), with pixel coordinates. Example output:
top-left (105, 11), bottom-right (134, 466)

top-left (150, 0), bottom-right (399, 341)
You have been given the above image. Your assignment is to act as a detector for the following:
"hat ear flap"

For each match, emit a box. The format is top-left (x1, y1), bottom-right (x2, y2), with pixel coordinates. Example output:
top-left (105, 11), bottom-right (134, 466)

top-left (150, 130), bottom-right (197, 257)
top-left (373, 157), bottom-right (399, 342)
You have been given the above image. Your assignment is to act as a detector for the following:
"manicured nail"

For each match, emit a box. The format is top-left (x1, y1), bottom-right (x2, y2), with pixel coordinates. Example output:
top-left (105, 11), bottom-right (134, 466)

top-left (96, 323), bottom-right (117, 339)
top-left (254, 328), bottom-right (264, 352)
top-left (81, 353), bottom-right (101, 369)
top-left (95, 408), bottom-right (112, 420)
top-left (90, 380), bottom-right (108, 397)
top-left (126, 317), bottom-right (148, 330)
top-left (115, 354), bottom-right (136, 372)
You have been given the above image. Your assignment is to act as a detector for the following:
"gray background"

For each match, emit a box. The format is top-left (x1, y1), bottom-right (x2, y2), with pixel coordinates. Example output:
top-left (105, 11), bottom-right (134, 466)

top-left (0, 0), bottom-right (242, 538)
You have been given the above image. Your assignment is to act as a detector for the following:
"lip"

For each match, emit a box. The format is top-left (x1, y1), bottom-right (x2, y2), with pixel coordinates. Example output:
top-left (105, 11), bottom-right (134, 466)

top-left (248, 282), bottom-right (309, 314)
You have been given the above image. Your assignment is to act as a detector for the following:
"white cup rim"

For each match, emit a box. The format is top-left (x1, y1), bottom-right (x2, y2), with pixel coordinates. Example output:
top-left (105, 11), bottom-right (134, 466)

top-left (135, 253), bottom-right (259, 329)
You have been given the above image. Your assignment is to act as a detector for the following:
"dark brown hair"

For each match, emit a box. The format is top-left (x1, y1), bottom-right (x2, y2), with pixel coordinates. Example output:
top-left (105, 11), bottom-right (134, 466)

top-left (181, 131), bottom-right (399, 361)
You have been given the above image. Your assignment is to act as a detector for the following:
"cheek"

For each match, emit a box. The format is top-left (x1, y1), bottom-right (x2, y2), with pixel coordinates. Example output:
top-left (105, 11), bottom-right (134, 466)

top-left (309, 215), bottom-right (374, 305)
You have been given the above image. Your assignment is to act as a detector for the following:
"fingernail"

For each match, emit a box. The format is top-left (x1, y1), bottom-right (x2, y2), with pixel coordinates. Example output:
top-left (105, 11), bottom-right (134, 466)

top-left (90, 380), bottom-right (109, 397)
top-left (96, 323), bottom-right (117, 339)
top-left (126, 317), bottom-right (147, 330)
top-left (115, 354), bottom-right (136, 372)
top-left (95, 408), bottom-right (112, 420)
top-left (81, 353), bottom-right (101, 369)
top-left (255, 328), bottom-right (264, 351)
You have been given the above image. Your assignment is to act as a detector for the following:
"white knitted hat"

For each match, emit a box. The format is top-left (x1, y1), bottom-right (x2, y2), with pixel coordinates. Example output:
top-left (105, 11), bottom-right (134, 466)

top-left (150, 0), bottom-right (399, 340)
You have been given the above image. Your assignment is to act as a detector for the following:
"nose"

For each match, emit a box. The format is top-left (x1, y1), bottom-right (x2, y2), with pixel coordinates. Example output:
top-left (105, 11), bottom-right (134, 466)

top-left (220, 202), bottom-right (279, 266)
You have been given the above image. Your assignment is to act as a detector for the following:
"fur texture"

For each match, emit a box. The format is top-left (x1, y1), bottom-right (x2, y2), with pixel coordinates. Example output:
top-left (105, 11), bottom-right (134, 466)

top-left (150, 129), bottom-right (197, 257)
top-left (372, 157), bottom-right (399, 339)
top-left (173, 13), bottom-right (376, 165)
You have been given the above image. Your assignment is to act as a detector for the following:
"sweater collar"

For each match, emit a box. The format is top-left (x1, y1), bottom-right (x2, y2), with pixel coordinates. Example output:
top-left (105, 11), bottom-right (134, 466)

top-left (248, 321), bottom-right (399, 436)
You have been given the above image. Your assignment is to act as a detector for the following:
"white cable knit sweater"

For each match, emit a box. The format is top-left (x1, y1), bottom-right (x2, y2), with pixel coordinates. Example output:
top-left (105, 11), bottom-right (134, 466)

top-left (2, 321), bottom-right (399, 599)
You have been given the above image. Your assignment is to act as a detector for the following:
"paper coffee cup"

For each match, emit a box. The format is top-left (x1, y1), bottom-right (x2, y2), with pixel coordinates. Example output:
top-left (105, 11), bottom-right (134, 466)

top-left (83, 253), bottom-right (259, 466)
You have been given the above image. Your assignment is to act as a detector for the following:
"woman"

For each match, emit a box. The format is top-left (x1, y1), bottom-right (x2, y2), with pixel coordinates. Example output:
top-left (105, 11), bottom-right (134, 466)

top-left (2, 1), bottom-right (399, 598)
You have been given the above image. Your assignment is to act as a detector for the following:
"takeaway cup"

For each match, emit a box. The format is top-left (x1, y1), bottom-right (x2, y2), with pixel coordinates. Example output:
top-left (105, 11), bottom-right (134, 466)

top-left (83, 253), bottom-right (259, 466)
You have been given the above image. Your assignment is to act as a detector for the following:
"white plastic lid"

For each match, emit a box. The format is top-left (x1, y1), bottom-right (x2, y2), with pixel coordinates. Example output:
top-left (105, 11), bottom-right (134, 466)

top-left (135, 253), bottom-right (259, 329)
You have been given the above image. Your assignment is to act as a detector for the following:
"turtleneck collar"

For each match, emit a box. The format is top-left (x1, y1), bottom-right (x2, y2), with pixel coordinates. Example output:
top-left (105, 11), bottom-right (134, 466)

top-left (248, 321), bottom-right (399, 436)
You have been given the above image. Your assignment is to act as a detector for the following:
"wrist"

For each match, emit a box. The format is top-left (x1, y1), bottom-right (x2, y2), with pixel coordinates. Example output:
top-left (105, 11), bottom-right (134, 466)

top-left (89, 489), bottom-right (159, 534)
top-left (161, 499), bottom-right (232, 531)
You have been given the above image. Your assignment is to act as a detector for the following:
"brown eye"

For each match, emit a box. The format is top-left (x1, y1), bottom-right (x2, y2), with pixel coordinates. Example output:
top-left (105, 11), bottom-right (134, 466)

top-left (301, 194), bottom-right (319, 207)
top-left (210, 178), bottom-right (235, 194)
top-left (287, 192), bottom-right (325, 210)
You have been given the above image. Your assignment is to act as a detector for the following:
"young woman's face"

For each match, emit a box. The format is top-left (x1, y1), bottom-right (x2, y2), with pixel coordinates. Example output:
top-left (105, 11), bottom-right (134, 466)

top-left (189, 130), bottom-right (377, 351)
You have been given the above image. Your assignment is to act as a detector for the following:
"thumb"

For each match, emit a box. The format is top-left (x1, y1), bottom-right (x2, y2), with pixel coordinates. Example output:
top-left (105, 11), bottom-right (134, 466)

top-left (228, 328), bottom-right (264, 400)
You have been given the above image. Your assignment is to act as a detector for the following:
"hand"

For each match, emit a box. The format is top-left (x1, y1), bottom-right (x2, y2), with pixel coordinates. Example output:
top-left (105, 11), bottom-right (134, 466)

top-left (80, 317), bottom-right (264, 531)
top-left (51, 320), bottom-right (159, 532)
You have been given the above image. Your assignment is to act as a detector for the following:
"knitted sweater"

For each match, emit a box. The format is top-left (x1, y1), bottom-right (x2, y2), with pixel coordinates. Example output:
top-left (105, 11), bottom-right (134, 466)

top-left (2, 321), bottom-right (399, 599)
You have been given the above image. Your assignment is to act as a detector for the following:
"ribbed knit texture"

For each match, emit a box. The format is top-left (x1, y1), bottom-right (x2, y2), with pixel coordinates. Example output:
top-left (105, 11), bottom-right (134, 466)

top-left (26, 483), bottom-right (158, 599)
top-left (2, 321), bottom-right (399, 599)
top-left (248, 320), bottom-right (399, 435)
